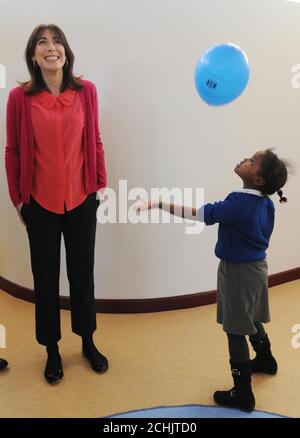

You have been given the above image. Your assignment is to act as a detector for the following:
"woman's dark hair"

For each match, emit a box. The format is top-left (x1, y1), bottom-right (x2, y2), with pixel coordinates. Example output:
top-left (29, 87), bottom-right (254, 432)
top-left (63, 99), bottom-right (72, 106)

top-left (259, 149), bottom-right (288, 203)
top-left (19, 24), bottom-right (83, 94)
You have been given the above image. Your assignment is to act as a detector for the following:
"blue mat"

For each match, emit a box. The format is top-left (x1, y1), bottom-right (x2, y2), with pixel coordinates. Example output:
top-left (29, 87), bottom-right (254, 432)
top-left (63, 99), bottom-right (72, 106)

top-left (110, 404), bottom-right (285, 418)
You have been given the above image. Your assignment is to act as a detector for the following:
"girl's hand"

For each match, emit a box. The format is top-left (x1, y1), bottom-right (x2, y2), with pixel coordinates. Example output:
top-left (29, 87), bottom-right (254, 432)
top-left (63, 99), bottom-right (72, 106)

top-left (133, 199), bottom-right (158, 213)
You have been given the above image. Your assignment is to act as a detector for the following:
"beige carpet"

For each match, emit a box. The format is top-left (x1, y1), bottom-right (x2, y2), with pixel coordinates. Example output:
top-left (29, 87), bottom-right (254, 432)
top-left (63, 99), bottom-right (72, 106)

top-left (0, 280), bottom-right (299, 418)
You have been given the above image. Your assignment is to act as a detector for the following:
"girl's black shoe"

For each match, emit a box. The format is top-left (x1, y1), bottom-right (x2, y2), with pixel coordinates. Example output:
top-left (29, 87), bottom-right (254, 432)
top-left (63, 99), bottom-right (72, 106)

top-left (249, 334), bottom-right (278, 375)
top-left (214, 360), bottom-right (255, 413)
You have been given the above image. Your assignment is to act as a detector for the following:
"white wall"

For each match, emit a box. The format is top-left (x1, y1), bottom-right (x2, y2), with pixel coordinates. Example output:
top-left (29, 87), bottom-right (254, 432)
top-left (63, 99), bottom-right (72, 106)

top-left (0, 0), bottom-right (299, 299)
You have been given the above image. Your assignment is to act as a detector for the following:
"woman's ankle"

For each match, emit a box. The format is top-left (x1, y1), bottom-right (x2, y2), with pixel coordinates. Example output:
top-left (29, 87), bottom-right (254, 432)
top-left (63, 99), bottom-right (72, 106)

top-left (82, 334), bottom-right (94, 349)
top-left (46, 342), bottom-right (60, 357)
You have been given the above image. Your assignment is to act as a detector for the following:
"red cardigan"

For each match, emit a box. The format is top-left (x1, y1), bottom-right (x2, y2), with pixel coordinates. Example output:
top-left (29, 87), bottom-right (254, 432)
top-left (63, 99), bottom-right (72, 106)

top-left (5, 79), bottom-right (107, 207)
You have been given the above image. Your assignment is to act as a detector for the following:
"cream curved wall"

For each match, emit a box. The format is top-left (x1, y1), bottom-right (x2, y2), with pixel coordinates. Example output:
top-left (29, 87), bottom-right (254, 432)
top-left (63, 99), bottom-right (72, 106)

top-left (0, 0), bottom-right (299, 299)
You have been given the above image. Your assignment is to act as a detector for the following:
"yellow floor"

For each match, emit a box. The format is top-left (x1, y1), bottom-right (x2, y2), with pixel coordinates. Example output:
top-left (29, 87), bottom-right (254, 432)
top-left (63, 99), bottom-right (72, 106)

top-left (0, 280), bottom-right (299, 418)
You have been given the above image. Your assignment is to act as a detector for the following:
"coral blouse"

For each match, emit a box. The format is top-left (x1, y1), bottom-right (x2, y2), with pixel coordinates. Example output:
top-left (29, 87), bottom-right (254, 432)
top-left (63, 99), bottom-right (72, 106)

top-left (31, 88), bottom-right (86, 213)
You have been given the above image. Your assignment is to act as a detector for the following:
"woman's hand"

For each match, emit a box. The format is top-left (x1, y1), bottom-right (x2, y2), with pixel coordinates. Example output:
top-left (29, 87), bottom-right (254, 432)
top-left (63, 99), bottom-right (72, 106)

top-left (16, 203), bottom-right (26, 227)
top-left (96, 188), bottom-right (106, 201)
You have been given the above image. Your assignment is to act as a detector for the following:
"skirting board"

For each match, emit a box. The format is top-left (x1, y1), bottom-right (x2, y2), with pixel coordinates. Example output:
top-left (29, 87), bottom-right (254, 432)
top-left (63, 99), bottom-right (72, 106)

top-left (0, 267), bottom-right (299, 314)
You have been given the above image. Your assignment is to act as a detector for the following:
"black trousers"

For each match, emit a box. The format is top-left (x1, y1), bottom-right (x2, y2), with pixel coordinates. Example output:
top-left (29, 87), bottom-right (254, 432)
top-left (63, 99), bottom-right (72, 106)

top-left (21, 193), bottom-right (100, 346)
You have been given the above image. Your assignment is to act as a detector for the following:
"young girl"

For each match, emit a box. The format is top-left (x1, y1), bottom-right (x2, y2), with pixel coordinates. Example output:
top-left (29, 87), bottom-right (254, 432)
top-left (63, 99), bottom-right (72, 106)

top-left (137, 148), bottom-right (288, 412)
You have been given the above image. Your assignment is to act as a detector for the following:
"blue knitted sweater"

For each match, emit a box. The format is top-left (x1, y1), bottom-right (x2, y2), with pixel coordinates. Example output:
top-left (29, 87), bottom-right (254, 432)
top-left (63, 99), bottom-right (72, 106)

top-left (197, 189), bottom-right (275, 263)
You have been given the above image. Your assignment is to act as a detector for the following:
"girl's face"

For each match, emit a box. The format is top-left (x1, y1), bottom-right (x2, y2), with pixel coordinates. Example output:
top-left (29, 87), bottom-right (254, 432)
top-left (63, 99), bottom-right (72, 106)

top-left (234, 151), bottom-right (266, 189)
top-left (32, 29), bottom-right (66, 74)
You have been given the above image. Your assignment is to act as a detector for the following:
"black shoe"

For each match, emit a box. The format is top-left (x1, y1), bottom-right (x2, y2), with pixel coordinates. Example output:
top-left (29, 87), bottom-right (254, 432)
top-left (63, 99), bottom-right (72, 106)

top-left (214, 387), bottom-right (255, 413)
top-left (250, 334), bottom-right (278, 375)
top-left (214, 360), bottom-right (255, 413)
top-left (0, 358), bottom-right (8, 370)
top-left (82, 347), bottom-right (109, 373)
top-left (44, 354), bottom-right (63, 384)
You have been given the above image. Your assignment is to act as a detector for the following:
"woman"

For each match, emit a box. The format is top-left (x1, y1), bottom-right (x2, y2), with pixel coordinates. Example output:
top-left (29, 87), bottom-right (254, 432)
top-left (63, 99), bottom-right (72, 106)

top-left (5, 24), bottom-right (108, 384)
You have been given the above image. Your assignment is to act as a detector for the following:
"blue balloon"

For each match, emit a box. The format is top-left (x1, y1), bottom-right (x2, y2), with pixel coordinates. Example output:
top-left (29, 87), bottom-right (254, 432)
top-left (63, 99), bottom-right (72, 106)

top-left (194, 43), bottom-right (250, 106)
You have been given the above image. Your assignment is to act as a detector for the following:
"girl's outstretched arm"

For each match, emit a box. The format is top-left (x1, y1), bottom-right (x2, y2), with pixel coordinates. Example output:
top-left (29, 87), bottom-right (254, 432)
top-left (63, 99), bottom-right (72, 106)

top-left (135, 199), bottom-right (198, 220)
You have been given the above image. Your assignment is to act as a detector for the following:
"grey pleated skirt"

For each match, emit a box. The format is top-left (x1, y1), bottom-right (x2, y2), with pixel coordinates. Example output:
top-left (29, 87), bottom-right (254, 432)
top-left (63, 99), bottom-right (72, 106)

top-left (217, 259), bottom-right (270, 336)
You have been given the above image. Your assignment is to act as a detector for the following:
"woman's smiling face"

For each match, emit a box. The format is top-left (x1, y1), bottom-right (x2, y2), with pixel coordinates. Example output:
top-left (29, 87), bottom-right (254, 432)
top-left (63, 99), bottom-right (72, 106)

top-left (32, 28), bottom-right (66, 73)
